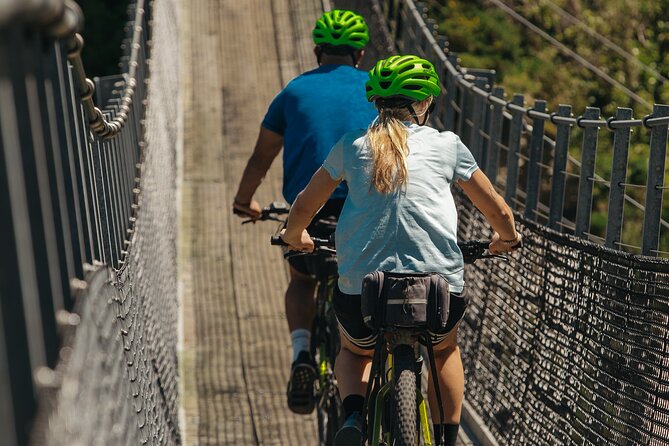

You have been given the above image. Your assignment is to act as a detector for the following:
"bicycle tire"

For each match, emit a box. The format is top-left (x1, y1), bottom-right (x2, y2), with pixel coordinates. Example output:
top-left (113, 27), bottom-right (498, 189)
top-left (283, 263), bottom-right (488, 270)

top-left (317, 387), bottom-right (343, 446)
top-left (315, 279), bottom-right (343, 446)
top-left (391, 344), bottom-right (418, 446)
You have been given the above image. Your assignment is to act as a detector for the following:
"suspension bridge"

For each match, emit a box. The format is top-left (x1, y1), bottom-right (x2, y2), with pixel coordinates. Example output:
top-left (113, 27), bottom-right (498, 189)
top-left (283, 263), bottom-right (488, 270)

top-left (1, 0), bottom-right (668, 445)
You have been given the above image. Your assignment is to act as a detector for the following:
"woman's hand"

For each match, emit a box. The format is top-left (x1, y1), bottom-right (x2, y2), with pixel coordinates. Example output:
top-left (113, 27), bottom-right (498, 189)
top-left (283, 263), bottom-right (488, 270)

top-left (280, 228), bottom-right (315, 253)
top-left (489, 231), bottom-right (522, 254)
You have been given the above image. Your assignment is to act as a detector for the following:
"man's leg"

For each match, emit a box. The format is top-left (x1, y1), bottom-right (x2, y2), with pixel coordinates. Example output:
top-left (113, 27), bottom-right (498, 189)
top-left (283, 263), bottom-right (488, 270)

top-left (427, 325), bottom-right (464, 446)
top-left (285, 264), bottom-right (318, 414)
top-left (285, 265), bottom-right (317, 358)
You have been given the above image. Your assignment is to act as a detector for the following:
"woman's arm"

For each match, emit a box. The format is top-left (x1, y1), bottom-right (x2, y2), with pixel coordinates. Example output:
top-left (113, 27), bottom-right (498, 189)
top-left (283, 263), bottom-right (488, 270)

top-left (281, 167), bottom-right (342, 251)
top-left (458, 169), bottom-right (521, 254)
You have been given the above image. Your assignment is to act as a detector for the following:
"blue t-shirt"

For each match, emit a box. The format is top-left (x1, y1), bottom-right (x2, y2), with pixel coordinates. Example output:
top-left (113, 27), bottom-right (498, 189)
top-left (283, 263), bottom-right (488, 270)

top-left (322, 124), bottom-right (479, 294)
top-left (262, 64), bottom-right (377, 203)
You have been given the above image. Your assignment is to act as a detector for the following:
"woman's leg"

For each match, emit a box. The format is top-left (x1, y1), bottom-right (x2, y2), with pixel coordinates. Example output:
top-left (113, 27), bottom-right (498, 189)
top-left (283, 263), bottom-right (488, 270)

top-left (335, 330), bottom-right (374, 399)
top-left (334, 330), bottom-right (374, 444)
top-left (427, 324), bottom-right (464, 446)
top-left (427, 324), bottom-right (464, 422)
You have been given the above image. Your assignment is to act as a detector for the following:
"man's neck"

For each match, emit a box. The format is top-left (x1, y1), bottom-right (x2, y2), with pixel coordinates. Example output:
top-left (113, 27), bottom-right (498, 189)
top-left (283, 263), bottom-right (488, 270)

top-left (319, 56), bottom-right (355, 67)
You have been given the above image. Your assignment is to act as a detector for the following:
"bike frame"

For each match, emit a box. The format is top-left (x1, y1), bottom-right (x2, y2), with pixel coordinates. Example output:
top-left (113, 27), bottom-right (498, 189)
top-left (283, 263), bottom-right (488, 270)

top-left (367, 330), bottom-right (435, 446)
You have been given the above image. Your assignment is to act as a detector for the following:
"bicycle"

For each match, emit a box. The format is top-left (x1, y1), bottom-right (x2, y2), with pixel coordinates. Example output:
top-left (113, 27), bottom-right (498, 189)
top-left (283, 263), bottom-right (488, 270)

top-left (271, 229), bottom-right (507, 446)
top-left (239, 202), bottom-right (344, 445)
top-left (359, 239), bottom-right (508, 446)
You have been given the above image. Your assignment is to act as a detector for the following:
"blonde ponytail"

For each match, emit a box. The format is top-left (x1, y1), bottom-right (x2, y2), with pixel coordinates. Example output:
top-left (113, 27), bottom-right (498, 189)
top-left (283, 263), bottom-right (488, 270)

top-left (367, 108), bottom-right (410, 194)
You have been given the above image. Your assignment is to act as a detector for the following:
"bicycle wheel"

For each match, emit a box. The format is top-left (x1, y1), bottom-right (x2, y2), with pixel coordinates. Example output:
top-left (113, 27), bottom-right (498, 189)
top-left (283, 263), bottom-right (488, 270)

top-left (391, 344), bottom-right (418, 446)
top-left (317, 385), bottom-right (343, 446)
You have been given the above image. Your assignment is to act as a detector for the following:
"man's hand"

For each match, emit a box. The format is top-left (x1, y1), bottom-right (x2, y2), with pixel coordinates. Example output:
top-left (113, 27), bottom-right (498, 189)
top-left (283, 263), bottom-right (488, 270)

top-left (233, 199), bottom-right (262, 220)
top-left (279, 228), bottom-right (314, 253)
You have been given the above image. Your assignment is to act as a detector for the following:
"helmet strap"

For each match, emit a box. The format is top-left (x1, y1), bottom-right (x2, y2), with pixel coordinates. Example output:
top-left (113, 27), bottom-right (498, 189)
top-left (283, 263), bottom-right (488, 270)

top-left (407, 103), bottom-right (431, 126)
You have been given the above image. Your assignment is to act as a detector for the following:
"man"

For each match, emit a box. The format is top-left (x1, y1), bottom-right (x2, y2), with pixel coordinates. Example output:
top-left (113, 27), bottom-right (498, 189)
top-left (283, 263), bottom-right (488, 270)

top-left (233, 10), bottom-right (377, 414)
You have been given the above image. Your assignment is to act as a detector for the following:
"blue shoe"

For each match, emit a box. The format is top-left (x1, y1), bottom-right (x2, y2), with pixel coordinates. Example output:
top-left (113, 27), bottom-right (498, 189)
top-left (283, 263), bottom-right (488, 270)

top-left (335, 411), bottom-right (364, 446)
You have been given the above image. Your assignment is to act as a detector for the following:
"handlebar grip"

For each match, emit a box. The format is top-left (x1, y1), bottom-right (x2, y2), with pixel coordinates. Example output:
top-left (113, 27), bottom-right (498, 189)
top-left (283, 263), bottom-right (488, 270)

top-left (270, 235), bottom-right (288, 246)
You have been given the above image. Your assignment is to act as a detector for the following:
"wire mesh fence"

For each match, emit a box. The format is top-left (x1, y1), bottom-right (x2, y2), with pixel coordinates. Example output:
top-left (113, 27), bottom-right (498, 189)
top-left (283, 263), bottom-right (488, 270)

top-left (0, 0), bottom-right (179, 444)
top-left (369, 0), bottom-right (669, 444)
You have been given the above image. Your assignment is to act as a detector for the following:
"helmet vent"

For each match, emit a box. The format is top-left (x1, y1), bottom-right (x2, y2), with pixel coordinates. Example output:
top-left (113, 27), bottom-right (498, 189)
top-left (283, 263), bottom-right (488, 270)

top-left (399, 65), bottom-right (414, 73)
top-left (380, 81), bottom-right (392, 89)
top-left (380, 70), bottom-right (392, 77)
top-left (404, 84), bottom-right (422, 91)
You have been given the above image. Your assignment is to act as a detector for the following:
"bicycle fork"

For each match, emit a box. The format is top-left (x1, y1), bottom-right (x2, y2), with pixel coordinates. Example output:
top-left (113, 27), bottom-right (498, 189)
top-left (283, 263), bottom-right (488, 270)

top-left (366, 333), bottom-right (434, 446)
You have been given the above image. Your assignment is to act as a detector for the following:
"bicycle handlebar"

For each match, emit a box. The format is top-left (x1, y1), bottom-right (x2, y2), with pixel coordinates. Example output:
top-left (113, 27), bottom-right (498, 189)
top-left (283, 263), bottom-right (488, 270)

top-left (251, 202), bottom-right (516, 263)
top-left (270, 235), bottom-right (334, 248)
top-left (270, 236), bottom-right (512, 263)
top-left (236, 201), bottom-right (290, 224)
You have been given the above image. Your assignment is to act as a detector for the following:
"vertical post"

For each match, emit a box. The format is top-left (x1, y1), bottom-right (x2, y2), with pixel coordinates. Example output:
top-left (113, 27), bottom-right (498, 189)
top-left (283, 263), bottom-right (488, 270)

top-left (0, 297), bottom-right (18, 446)
top-left (53, 41), bottom-right (85, 278)
top-left (548, 104), bottom-right (573, 231)
top-left (485, 87), bottom-right (505, 184)
top-left (9, 28), bottom-right (60, 365)
top-left (0, 28), bottom-right (44, 446)
top-left (91, 138), bottom-right (111, 264)
top-left (394, 0), bottom-right (404, 47)
top-left (469, 77), bottom-right (488, 164)
top-left (605, 108), bottom-right (633, 249)
top-left (642, 104), bottom-right (669, 255)
top-left (37, 36), bottom-right (74, 306)
top-left (444, 53), bottom-right (458, 131)
top-left (524, 100), bottom-right (547, 220)
top-left (456, 80), bottom-right (469, 143)
top-left (504, 94), bottom-right (524, 208)
top-left (574, 107), bottom-right (601, 238)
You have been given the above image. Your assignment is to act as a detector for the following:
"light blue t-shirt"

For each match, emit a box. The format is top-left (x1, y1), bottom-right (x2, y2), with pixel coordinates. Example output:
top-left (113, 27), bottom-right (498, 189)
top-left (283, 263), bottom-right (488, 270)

top-left (262, 64), bottom-right (377, 204)
top-left (322, 124), bottom-right (479, 294)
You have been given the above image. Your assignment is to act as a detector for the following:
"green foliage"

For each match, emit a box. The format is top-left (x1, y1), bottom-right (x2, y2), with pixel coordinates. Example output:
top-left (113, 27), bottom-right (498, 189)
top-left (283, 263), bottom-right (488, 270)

top-left (428, 0), bottom-right (669, 255)
top-left (75, 0), bottom-right (130, 76)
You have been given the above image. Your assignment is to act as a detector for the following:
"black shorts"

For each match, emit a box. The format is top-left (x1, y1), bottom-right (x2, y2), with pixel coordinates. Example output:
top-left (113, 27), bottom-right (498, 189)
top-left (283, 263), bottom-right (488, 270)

top-left (287, 198), bottom-right (345, 276)
top-left (333, 286), bottom-right (468, 350)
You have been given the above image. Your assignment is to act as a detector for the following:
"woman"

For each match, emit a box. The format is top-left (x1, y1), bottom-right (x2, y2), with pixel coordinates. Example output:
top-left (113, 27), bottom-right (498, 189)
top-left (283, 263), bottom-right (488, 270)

top-left (280, 55), bottom-right (521, 446)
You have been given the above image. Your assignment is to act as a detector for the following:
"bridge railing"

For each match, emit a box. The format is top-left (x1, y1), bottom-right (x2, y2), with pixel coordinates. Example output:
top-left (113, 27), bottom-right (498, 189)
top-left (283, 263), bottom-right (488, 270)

top-left (374, 1), bottom-right (669, 445)
top-left (378, 0), bottom-right (669, 257)
top-left (0, 1), bottom-right (150, 443)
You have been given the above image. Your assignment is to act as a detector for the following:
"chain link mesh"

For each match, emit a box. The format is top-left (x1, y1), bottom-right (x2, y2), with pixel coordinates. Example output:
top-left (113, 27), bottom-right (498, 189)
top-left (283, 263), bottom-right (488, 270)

top-left (30, 0), bottom-right (179, 444)
top-left (456, 189), bottom-right (669, 445)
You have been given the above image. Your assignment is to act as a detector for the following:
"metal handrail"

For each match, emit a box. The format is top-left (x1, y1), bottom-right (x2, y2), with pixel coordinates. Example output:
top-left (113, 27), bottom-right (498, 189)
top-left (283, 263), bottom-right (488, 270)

top-left (3, 0), bottom-right (147, 140)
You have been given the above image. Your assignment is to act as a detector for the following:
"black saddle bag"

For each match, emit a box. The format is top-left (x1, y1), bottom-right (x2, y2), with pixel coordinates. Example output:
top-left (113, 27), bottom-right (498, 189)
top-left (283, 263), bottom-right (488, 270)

top-left (360, 271), bottom-right (450, 332)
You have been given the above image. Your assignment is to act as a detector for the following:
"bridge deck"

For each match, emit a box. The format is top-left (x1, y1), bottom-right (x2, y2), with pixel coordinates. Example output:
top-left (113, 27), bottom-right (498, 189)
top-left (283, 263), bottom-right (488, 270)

top-left (178, 1), bottom-right (473, 444)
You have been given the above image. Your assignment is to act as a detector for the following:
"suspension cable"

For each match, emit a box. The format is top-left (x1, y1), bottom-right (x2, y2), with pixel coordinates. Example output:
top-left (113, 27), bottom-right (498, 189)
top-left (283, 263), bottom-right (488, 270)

top-left (483, 0), bottom-right (652, 109)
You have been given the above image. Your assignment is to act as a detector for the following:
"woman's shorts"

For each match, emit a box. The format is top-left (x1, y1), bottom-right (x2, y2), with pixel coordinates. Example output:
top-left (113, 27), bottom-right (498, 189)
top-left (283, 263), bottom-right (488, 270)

top-left (333, 285), bottom-right (468, 350)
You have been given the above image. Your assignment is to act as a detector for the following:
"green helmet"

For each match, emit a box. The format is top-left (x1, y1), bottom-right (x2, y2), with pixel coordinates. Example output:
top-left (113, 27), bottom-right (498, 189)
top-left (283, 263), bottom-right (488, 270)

top-left (365, 55), bottom-right (441, 102)
top-left (312, 10), bottom-right (369, 49)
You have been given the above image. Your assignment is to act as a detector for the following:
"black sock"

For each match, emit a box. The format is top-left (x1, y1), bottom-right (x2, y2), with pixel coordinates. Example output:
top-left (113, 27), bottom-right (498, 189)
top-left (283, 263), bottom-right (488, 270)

top-left (342, 394), bottom-right (364, 418)
top-left (433, 423), bottom-right (459, 446)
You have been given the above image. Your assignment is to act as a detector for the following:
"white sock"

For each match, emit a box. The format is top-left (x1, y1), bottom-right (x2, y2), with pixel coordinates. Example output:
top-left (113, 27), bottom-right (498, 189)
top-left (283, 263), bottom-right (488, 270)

top-left (290, 329), bottom-right (311, 362)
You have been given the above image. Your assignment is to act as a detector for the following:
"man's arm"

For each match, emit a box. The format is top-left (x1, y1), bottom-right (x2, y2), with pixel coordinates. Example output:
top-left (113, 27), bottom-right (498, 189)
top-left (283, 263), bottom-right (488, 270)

top-left (233, 126), bottom-right (283, 217)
